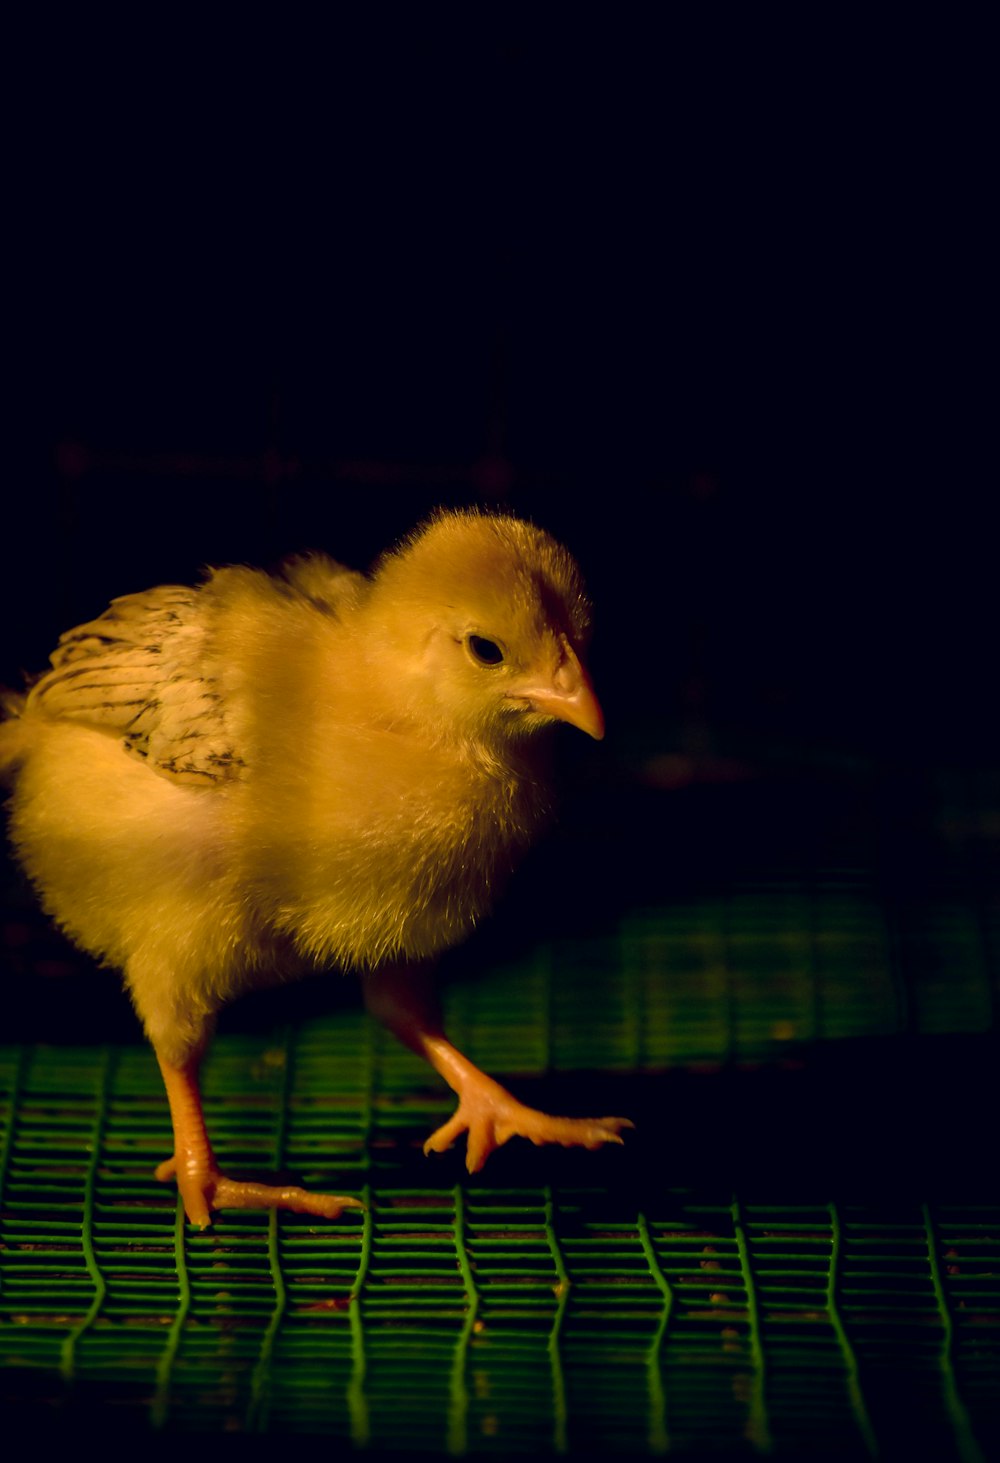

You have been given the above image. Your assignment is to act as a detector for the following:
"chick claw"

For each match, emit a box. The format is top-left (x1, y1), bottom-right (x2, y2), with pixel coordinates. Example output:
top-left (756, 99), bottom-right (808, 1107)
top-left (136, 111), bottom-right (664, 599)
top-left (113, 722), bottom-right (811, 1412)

top-left (155, 1155), bottom-right (364, 1230)
top-left (422, 1082), bottom-right (634, 1173)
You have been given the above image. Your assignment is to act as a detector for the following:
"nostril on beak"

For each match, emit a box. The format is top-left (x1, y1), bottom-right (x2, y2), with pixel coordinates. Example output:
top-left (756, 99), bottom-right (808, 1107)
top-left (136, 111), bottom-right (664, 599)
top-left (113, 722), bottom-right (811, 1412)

top-left (553, 658), bottom-right (577, 694)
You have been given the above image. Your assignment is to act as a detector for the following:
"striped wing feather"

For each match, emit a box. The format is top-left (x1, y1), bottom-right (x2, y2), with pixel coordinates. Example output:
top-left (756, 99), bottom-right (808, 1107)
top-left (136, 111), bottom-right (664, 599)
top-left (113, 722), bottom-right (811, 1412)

top-left (28, 585), bottom-right (242, 786)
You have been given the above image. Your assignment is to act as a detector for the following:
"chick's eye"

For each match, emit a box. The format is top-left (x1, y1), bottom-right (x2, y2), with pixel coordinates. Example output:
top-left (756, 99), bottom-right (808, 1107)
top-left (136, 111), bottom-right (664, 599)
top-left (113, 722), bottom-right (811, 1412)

top-left (467, 634), bottom-right (505, 666)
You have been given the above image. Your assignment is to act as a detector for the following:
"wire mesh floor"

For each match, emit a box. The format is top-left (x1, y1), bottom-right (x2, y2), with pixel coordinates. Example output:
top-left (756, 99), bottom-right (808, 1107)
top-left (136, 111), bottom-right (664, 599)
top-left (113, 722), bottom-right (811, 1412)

top-left (1, 875), bottom-right (998, 1457)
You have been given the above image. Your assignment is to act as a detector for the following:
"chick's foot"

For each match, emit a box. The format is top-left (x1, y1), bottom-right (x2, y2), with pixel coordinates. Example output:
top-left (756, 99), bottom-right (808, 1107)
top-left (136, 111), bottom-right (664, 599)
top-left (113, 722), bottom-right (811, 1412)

top-left (153, 1054), bottom-right (362, 1228)
top-left (422, 1073), bottom-right (633, 1173)
top-left (154, 1154), bottom-right (363, 1229)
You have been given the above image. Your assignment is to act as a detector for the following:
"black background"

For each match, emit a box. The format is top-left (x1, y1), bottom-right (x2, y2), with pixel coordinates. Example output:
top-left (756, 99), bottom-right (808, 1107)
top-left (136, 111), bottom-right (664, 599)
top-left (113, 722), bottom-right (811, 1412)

top-left (6, 18), bottom-right (993, 760)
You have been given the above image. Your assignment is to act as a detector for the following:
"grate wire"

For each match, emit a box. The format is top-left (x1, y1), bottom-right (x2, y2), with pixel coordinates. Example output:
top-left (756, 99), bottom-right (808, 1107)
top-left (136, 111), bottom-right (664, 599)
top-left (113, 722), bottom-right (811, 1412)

top-left (731, 1195), bottom-right (773, 1454)
top-left (448, 1183), bottom-right (481, 1456)
top-left (246, 1024), bottom-right (294, 1432)
top-left (826, 1200), bottom-right (878, 1458)
top-left (923, 1202), bottom-right (987, 1463)
top-left (152, 1184), bottom-right (191, 1427)
top-left (346, 1183), bottom-right (374, 1449)
top-left (636, 1209), bottom-right (673, 1454)
top-left (59, 1044), bottom-right (114, 1384)
top-left (543, 1186), bottom-right (570, 1454)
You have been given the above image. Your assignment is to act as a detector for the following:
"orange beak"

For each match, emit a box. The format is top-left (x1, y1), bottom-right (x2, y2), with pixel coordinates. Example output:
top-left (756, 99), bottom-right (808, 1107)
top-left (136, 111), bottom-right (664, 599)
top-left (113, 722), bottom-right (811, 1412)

top-left (516, 639), bottom-right (605, 740)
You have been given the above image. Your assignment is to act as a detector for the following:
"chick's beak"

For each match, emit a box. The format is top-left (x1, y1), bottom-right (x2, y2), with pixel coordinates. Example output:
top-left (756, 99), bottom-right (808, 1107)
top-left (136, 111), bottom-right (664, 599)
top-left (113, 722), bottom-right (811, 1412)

top-left (518, 640), bottom-right (605, 740)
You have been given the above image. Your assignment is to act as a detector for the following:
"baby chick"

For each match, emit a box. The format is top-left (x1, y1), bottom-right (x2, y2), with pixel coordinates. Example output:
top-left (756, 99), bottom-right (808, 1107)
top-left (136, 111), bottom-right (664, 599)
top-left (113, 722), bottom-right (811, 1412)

top-left (0, 510), bottom-right (630, 1227)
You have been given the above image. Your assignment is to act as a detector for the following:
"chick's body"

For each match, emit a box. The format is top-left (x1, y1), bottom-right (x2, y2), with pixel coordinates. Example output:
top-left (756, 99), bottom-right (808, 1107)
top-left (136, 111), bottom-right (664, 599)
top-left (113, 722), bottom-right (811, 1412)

top-left (1, 512), bottom-right (629, 1225)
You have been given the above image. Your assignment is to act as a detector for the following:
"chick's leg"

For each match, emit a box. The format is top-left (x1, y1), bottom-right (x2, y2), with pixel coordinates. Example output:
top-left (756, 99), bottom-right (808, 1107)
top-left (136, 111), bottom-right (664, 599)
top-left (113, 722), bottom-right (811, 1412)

top-left (364, 965), bottom-right (632, 1172)
top-left (154, 1047), bottom-right (362, 1228)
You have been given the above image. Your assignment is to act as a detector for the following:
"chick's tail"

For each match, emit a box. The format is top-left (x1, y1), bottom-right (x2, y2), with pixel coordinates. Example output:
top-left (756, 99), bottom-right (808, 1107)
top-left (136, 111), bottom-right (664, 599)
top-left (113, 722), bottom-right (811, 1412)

top-left (0, 692), bottom-right (29, 781)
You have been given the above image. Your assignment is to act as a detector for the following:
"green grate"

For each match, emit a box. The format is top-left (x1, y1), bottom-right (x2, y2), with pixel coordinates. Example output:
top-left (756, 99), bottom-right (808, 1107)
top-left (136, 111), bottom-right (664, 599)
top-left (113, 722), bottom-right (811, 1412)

top-left (1, 1047), bottom-right (998, 1452)
top-left (1, 866), bottom-right (998, 1453)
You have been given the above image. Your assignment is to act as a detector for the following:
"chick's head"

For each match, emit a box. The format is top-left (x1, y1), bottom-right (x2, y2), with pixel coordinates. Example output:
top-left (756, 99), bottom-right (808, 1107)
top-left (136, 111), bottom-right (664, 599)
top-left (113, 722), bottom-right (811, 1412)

top-left (364, 511), bottom-right (604, 744)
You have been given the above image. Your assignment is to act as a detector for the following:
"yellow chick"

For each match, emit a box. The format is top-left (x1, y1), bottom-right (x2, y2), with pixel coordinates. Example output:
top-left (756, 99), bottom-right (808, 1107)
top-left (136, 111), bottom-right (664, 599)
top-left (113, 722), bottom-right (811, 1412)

top-left (0, 510), bottom-right (630, 1227)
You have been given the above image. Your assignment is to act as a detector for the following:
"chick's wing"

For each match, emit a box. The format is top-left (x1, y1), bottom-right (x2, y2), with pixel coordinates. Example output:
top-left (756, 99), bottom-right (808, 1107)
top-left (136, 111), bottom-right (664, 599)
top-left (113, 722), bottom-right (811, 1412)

top-left (27, 584), bottom-right (242, 787)
top-left (26, 553), bottom-right (366, 789)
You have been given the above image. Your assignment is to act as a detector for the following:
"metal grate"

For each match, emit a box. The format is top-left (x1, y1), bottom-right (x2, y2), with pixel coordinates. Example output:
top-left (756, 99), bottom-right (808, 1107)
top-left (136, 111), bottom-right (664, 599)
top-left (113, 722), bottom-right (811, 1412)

top-left (1, 867), bottom-right (998, 1453)
top-left (2, 1043), bottom-right (998, 1452)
